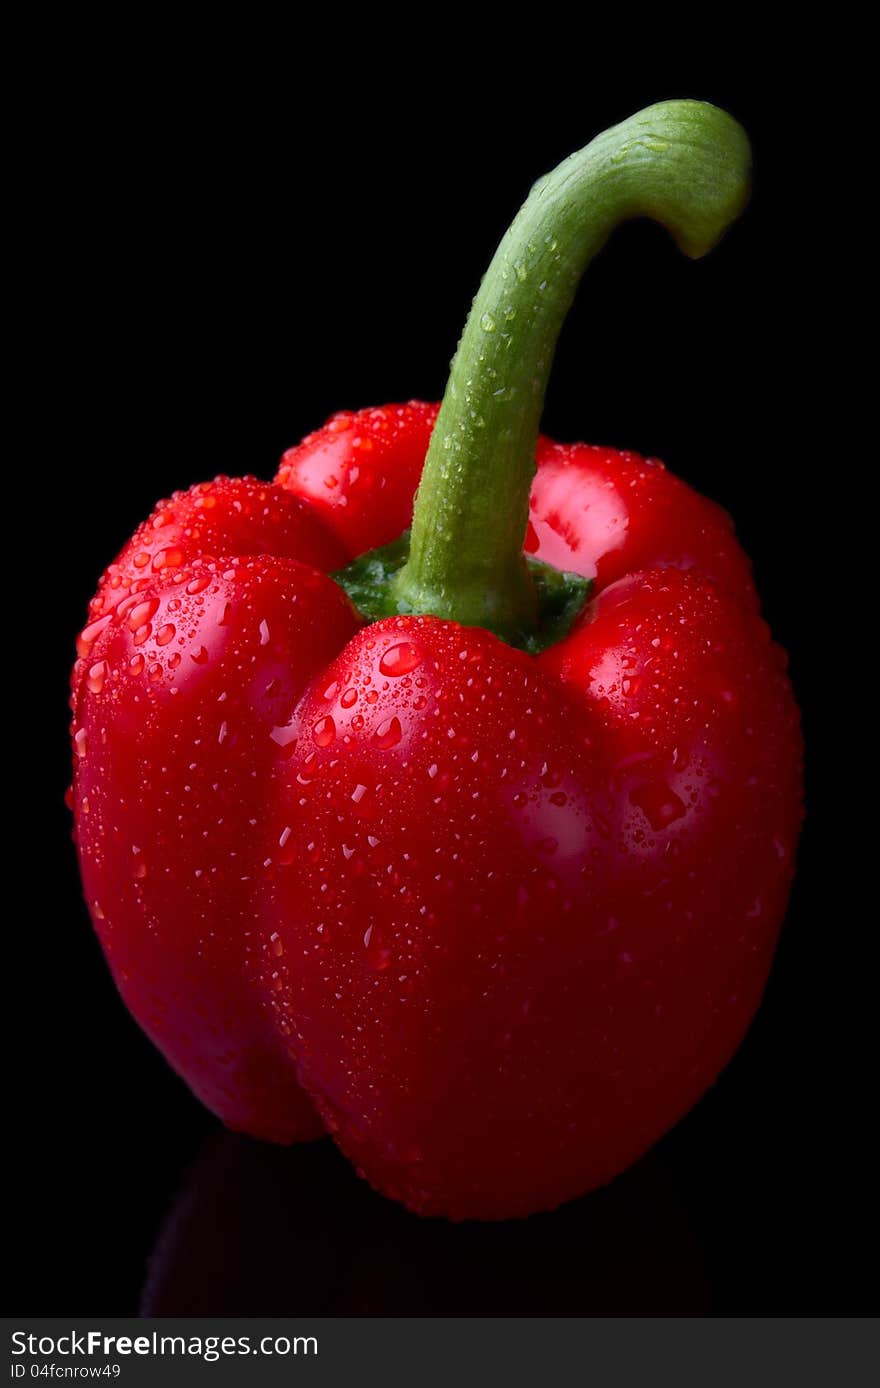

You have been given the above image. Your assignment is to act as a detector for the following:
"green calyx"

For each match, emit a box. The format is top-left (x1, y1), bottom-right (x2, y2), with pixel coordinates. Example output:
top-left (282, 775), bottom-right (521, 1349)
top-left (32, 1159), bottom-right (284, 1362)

top-left (339, 100), bottom-right (751, 648)
top-left (334, 533), bottom-right (592, 654)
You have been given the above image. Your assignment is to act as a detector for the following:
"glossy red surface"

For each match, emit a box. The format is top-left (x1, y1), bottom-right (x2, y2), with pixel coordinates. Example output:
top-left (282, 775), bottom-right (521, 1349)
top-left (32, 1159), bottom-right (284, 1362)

top-left (73, 481), bottom-right (354, 1142)
top-left (71, 403), bottom-right (802, 1217)
top-left (276, 402), bottom-right (439, 558)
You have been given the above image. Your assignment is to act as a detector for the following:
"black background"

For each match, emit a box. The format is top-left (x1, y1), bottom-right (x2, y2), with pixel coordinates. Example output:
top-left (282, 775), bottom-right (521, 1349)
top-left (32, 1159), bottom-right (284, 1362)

top-left (14, 55), bottom-right (861, 1315)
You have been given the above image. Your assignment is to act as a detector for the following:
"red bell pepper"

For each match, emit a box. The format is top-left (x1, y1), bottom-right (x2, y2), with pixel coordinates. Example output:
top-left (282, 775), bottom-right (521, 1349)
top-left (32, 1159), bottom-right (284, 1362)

top-left (71, 101), bottom-right (802, 1219)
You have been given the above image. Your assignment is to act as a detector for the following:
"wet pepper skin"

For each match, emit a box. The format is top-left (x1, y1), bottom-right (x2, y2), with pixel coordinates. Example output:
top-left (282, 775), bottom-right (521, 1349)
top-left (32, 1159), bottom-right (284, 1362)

top-left (72, 402), bottom-right (802, 1219)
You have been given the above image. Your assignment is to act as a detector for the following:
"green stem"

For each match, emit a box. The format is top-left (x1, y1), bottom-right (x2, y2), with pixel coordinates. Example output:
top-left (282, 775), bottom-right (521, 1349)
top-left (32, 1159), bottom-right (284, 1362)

top-left (393, 99), bottom-right (751, 640)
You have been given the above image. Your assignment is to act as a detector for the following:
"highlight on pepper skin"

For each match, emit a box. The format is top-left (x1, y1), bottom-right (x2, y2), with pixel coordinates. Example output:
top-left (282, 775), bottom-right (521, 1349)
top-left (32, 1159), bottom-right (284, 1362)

top-left (69, 100), bottom-right (803, 1222)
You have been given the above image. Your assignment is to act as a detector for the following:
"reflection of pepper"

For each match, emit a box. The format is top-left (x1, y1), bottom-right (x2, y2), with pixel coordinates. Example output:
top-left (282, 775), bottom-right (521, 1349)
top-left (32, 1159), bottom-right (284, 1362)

top-left (142, 1134), bottom-right (709, 1315)
top-left (71, 101), bottom-right (802, 1219)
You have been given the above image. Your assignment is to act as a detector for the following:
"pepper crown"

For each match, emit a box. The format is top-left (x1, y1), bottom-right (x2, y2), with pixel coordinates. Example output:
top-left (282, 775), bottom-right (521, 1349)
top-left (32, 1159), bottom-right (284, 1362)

top-left (335, 100), bottom-right (752, 647)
